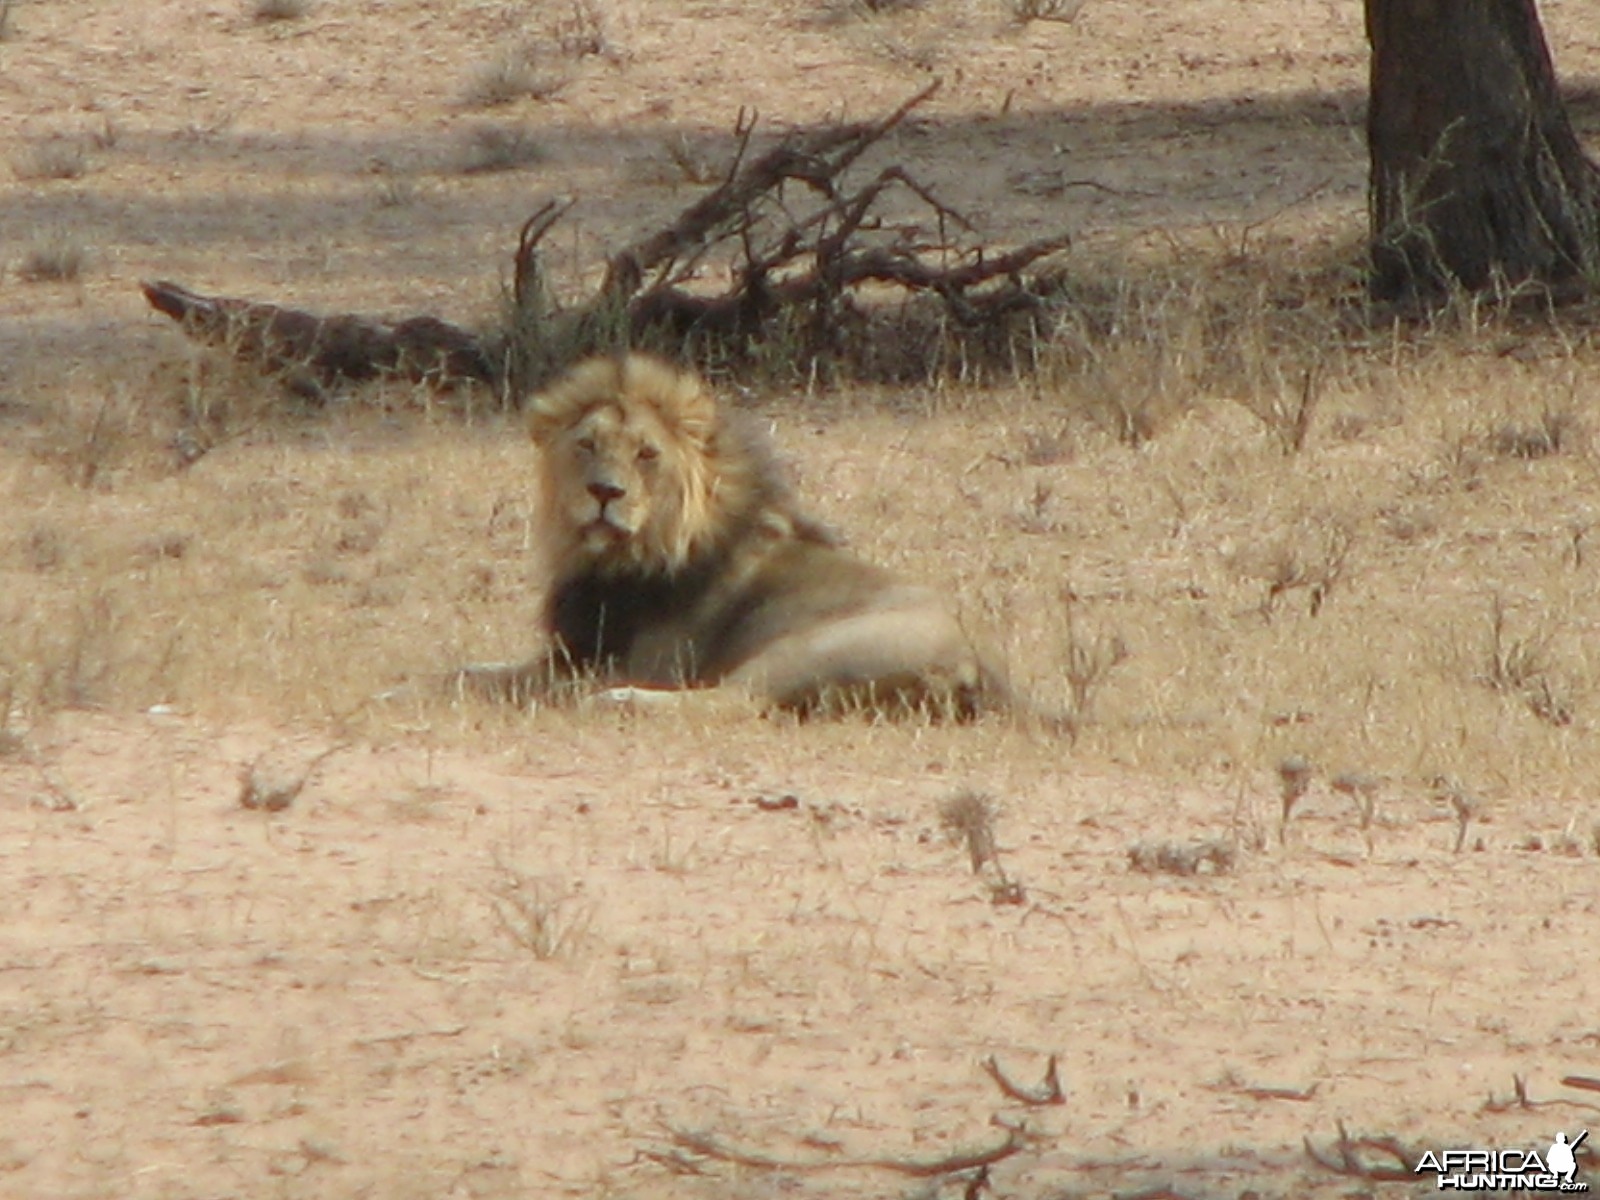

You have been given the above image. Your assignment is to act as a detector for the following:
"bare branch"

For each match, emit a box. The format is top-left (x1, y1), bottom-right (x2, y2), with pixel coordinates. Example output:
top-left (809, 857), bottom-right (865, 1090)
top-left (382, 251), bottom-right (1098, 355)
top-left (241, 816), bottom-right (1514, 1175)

top-left (661, 1124), bottom-right (1026, 1178)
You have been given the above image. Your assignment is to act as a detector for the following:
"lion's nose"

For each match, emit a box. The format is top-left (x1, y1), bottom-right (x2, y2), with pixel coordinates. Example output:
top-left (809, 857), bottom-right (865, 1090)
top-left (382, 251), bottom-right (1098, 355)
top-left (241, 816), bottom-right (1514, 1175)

top-left (587, 479), bottom-right (625, 504)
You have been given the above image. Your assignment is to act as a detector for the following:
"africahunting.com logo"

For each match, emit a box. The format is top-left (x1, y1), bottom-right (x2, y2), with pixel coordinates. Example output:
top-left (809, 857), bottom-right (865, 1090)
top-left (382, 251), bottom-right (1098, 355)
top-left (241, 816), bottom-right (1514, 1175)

top-left (1416, 1131), bottom-right (1589, 1192)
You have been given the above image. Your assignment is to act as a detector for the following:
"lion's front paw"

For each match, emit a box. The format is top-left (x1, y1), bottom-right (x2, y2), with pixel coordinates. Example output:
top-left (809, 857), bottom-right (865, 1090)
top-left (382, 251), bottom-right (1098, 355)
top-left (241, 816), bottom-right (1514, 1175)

top-left (593, 685), bottom-right (685, 710)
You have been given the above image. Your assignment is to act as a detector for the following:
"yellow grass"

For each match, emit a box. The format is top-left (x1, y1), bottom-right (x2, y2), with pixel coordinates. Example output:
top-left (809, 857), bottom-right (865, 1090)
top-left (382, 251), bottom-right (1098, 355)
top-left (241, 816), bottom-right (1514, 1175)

top-left (5, 3), bottom-right (1600, 1197)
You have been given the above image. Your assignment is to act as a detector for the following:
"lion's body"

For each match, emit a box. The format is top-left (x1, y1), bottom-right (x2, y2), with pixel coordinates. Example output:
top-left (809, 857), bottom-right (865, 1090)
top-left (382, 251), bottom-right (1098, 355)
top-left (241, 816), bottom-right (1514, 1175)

top-left (465, 354), bottom-right (1005, 718)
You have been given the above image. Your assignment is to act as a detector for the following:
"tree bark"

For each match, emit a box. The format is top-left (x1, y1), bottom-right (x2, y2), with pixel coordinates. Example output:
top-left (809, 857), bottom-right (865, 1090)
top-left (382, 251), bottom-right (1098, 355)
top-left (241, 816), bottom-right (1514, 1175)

top-left (1366, 0), bottom-right (1600, 301)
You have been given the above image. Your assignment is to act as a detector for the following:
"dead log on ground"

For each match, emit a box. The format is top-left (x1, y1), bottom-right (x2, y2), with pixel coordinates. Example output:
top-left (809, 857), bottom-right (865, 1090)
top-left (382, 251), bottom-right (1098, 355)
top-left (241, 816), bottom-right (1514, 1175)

top-left (140, 280), bottom-right (495, 401)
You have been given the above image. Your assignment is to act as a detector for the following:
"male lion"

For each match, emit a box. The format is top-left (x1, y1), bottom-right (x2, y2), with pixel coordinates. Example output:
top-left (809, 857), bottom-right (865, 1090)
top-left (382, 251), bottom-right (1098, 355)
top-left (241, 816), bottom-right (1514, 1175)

top-left (459, 353), bottom-right (1012, 720)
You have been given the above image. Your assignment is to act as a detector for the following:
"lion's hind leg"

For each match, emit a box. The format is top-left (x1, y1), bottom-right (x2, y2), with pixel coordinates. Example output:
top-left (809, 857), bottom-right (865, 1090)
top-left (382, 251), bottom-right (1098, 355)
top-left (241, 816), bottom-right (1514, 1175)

top-left (730, 601), bottom-right (994, 720)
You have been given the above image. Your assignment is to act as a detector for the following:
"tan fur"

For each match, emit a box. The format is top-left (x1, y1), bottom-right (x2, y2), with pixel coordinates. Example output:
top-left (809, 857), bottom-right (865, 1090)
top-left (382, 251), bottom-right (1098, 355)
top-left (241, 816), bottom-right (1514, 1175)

top-left (460, 353), bottom-right (1016, 720)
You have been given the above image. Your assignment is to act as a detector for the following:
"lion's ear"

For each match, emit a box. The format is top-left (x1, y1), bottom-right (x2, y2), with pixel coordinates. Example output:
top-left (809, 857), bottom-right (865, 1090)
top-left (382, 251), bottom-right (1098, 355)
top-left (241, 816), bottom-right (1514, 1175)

top-left (527, 407), bottom-right (562, 446)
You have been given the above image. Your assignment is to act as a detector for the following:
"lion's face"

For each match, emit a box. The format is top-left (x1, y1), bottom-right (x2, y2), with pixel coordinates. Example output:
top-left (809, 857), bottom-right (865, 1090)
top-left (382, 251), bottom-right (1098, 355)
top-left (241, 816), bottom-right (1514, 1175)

top-left (531, 356), bottom-right (731, 575)
top-left (549, 401), bottom-right (677, 558)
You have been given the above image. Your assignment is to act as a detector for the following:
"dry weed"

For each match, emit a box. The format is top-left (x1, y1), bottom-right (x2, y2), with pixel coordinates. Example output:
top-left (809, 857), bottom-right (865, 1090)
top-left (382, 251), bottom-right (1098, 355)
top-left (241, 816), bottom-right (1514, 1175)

top-left (1255, 518), bottom-right (1354, 618)
top-left (1477, 595), bottom-right (1574, 727)
top-left (16, 232), bottom-right (87, 283)
top-left (459, 124), bottom-right (545, 173)
top-left (1010, 0), bottom-right (1086, 23)
top-left (460, 46), bottom-right (569, 108)
top-left (12, 138), bottom-right (89, 181)
top-left (35, 387), bottom-right (153, 488)
top-left (251, 0), bottom-right (311, 20)
top-left (1488, 405), bottom-right (1583, 461)
top-left (938, 790), bottom-right (1023, 903)
top-left (551, 0), bottom-right (610, 58)
top-left (486, 864), bottom-right (594, 960)
top-left (1060, 610), bottom-right (1129, 727)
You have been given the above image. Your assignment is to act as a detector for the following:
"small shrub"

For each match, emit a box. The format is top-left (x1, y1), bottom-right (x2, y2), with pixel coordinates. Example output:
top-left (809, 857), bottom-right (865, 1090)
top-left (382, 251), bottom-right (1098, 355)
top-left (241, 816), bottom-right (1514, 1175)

top-left (1489, 406), bottom-right (1582, 461)
top-left (1011, 0), bottom-right (1086, 22)
top-left (552, 0), bottom-right (609, 58)
top-left (459, 124), bottom-right (545, 174)
top-left (460, 48), bottom-right (568, 109)
top-left (486, 863), bottom-right (594, 960)
top-left (1060, 611), bottom-right (1129, 724)
top-left (12, 139), bottom-right (88, 182)
top-left (252, 0), bottom-right (312, 22)
top-left (938, 790), bottom-right (1024, 904)
top-left (1257, 519), bottom-right (1354, 618)
top-left (1478, 595), bottom-right (1574, 727)
top-left (17, 233), bottom-right (86, 283)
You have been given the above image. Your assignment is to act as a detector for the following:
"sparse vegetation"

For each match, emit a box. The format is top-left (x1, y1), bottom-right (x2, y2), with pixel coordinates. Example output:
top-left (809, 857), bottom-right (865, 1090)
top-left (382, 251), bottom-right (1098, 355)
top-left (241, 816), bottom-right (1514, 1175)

top-left (938, 789), bottom-right (1023, 903)
top-left (1059, 610), bottom-right (1128, 729)
top-left (460, 46), bottom-right (568, 108)
top-left (251, 0), bottom-right (311, 22)
top-left (12, 138), bottom-right (88, 181)
top-left (5, 6), bottom-right (1600, 1196)
top-left (1477, 594), bottom-right (1574, 726)
top-left (1489, 404), bottom-right (1583, 460)
top-left (458, 123), bottom-right (545, 173)
top-left (1010, 0), bottom-right (1086, 23)
top-left (16, 231), bottom-right (86, 282)
top-left (551, 0), bottom-right (610, 58)
top-left (486, 862), bottom-right (594, 960)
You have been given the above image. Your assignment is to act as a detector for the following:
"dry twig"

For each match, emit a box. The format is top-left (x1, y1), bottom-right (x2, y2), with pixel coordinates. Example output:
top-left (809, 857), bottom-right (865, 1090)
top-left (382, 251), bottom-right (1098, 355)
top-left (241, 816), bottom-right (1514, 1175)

top-left (661, 1125), bottom-right (1027, 1178)
top-left (981, 1054), bottom-right (1066, 1106)
top-left (1303, 1121), bottom-right (1419, 1181)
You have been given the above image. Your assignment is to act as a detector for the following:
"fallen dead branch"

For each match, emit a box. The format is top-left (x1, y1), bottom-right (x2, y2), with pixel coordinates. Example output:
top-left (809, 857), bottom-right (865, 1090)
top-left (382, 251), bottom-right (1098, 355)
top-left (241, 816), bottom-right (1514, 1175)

top-left (981, 1054), bottom-right (1066, 1106)
top-left (1483, 1072), bottom-right (1600, 1113)
top-left (143, 82), bottom-right (1074, 403)
top-left (659, 1124), bottom-right (1027, 1178)
top-left (1302, 1122), bottom-right (1419, 1181)
top-left (141, 280), bottom-right (494, 400)
top-left (1210, 1078), bottom-right (1320, 1103)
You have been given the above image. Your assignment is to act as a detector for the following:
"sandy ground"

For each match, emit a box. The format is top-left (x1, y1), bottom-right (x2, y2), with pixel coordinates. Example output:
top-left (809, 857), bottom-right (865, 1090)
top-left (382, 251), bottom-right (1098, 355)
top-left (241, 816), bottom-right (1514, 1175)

top-left (4, 1), bottom-right (1600, 1197)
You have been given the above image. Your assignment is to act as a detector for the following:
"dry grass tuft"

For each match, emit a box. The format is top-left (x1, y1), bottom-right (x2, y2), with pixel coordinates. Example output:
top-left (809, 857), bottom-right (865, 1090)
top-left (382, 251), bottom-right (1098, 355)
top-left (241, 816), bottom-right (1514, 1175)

top-left (16, 232), bottom-right (87, 283)
top-left (12, 138), bottom-right (89, 181)
top-left (1477, 595), bottom-right (1574, 727)
top-left (1489, 405), bottom-right (1583, 461)
top-left (458, 123), bottom-right (545, 173)
top-left (1251, 517), bottom-right (1354, 619)
top-left (550, 0), bottom-right (611, 59)
top-left (938, 790), bottom-right (1023, 903)
top-left (1010, 0), bottom-right (1086, 23)
top-left (486, 862), bottom-right (594, 960)
top-left (251, 0), bottom-right (312, 22)
top-left (460, 46), bottom-right (569, 109)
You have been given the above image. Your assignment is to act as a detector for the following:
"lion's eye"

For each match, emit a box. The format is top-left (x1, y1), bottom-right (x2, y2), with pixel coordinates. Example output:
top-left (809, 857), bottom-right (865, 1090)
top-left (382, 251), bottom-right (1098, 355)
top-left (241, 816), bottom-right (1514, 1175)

top-left (636, 444), bottom-right (660, 463)
top-left (575, 436), bottom-right (597, 455)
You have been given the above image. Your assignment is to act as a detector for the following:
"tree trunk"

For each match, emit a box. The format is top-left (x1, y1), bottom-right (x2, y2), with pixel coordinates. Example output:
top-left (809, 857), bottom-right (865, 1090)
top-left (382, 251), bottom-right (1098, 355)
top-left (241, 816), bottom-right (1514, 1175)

top-left (1366, 0), bottom-right (1600, 301)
